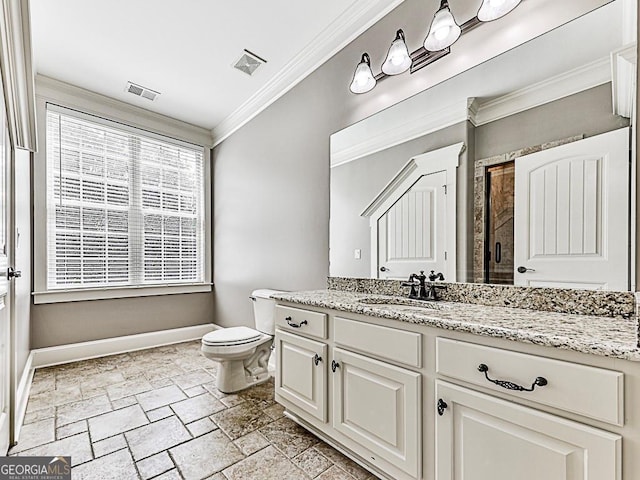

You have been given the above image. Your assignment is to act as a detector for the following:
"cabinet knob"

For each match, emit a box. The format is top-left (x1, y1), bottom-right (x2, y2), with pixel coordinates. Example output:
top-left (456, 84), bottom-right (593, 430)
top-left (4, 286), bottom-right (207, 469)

top-left (437, 398), bottom-right (448, 416)
top-left (313, 354), bottom-right (322, 366)
top-left (331, 360), bottom-right (340, 372)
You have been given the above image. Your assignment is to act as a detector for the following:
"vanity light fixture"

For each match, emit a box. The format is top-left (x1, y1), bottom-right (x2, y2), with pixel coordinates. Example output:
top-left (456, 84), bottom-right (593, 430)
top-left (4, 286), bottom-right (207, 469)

top-left (424, 0), bottom-right (461, 51)
top-left (349, 53), bottom-right (377, 94)
top-left (382, 29), bottom-right (412, 75)
top-left (477, 0), bottom-right (521, 22)
top-left (349, 0), bottom-right (523, 94)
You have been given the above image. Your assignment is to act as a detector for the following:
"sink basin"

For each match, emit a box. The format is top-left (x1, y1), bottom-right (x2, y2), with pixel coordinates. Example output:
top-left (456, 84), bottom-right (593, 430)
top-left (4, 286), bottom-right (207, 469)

top-left (358, 297), bottom-right (447, 311)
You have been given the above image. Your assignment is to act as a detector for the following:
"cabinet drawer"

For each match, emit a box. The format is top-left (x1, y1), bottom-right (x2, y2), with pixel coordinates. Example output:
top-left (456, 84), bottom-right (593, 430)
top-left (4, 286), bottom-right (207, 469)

top-left (436, 338), bottom-right (623, 425)
top-left (334, 317), bottom-right (422, 368)
top-left (276, 305), bottom-right (327, 339)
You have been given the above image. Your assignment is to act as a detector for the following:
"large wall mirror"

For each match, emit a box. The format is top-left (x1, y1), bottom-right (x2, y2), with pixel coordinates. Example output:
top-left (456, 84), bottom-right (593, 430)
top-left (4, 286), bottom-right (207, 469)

top-left (329, 0), bottom-right (636, 291)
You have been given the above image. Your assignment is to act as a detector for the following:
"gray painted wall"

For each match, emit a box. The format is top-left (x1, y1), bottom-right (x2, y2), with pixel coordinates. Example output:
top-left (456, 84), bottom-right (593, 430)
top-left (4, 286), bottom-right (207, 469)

top-left (211, 0), bottom-right (633, 329)
top-left (475, 83), bottom-right (629, 160)
top-left (31, 293), bottom-right (213, 349)
top-left (211, 0), bottom-right (451, 329)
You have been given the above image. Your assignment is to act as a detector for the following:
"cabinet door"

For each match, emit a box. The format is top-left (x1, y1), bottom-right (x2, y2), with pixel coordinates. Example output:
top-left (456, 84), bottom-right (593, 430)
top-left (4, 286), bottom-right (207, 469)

top-left (275, 330), bottom-right (327, 422)
top-left (435, 381), bottom-right (621, 480)
top-left (332, 348), bottom-right (421, 479)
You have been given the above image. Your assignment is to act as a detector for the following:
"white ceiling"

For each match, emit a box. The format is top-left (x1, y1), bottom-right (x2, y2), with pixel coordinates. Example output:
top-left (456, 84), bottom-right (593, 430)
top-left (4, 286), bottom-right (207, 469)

top-left (29, 0), bottom-right (401, 140)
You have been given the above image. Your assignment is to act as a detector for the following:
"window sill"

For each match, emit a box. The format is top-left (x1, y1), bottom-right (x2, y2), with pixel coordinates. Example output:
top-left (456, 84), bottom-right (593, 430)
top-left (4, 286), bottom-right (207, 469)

top-left (32, 283), bottom-right (213, 304)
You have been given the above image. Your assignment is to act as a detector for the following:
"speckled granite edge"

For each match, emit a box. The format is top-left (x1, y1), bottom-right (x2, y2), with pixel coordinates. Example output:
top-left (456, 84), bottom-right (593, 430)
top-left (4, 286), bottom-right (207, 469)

top-left (327, 277), bottom-right (636, 318)
top-left (274, 290), bottom-right (640, 360)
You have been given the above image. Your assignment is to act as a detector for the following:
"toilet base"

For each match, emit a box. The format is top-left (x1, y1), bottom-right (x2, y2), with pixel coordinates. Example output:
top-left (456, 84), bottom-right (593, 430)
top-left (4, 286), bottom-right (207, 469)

top-left (213, 340), bottom-right (273, 393)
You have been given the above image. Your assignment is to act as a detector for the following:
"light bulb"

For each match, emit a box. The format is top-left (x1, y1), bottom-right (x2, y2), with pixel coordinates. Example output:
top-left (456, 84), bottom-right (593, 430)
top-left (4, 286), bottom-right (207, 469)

top-left (349, 53), bottom-right (376, 94)
top-left (434, 25), bottom-right (451, 41)
top-left (424, 1), bottom-right (461, 51)
top-left (382, 29), bottom-right (412, 75)
top-left (477, 0), bottom-right (521, 22)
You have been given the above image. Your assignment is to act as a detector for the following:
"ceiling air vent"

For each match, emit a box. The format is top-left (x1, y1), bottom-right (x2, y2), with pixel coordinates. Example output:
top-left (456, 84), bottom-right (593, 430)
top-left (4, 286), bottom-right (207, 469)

top-left (233, 49), bottom-right (267, 76)
top-left (125, 81), bottom-right (160, 101)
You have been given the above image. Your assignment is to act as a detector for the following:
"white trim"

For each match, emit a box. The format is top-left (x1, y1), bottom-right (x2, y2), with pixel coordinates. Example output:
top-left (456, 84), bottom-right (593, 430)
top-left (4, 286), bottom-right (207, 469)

top-left (621, 0), bottom-right (637, 44)
top-left (362, 142), bottom-right (464, 281)
top-left (211, 0), bottom-right (406, 146)
top-left (471, 56), bottom-right (612, 126)
top-left (13, 352), bottom-right (33, 442)
top-left (36, 75), bottom-right (213, 148)
top-left (0, 0), bottom-right (37, 151)
top-left (331, 100), bottom-right (470, 168)
top-left (33, 283), bottom-right (213, 305)
top-left (611, 43), bottom-right (637, 119)
top-left (31, 324), bottom-right (217, 368)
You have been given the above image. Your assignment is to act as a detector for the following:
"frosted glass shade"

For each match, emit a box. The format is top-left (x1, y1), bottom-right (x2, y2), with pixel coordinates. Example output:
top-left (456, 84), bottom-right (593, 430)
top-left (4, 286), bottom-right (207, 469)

top-left (424, 5), bottom-right (461, 51)
top-left (477, 0), bottom-right (521, 21)
top-left (350, 54), bottom-right (376, 94)
top-left (382, 30), bottom-right (412, 75)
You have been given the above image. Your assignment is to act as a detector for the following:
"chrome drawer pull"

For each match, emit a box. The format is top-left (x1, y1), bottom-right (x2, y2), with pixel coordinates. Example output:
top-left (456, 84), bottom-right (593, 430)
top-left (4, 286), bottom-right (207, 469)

top-left (478, 364), bottom-right (548, 392)
top-left (313, 354), bottom-right (322, 366)
top-left (285, 317), bottom-right (308, 328)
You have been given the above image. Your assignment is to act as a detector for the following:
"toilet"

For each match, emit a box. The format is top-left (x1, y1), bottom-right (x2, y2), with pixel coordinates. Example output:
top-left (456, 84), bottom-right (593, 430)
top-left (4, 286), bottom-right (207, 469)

top-left (201, 289), bottom-right (282, 393)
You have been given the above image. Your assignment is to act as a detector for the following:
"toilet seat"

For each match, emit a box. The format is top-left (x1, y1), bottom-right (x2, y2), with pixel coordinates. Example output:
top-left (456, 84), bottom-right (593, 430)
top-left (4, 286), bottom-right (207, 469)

top-left (202, 326), bottom-right (264, 347)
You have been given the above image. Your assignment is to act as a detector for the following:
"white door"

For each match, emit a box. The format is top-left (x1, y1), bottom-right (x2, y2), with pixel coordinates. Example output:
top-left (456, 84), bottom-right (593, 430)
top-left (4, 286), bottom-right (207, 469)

top-left (378, 171), bottom-right (447, 280)
top-left (514, 128), bottom-right (629, 290)
top-left (331, 348), bottom-right (421, 480)
top-left (435, 381), bottom-right (621, 480)
top-left (275, 330), bottom-right (327, 422)
top-left (0, 91), bottom-right (10, 455)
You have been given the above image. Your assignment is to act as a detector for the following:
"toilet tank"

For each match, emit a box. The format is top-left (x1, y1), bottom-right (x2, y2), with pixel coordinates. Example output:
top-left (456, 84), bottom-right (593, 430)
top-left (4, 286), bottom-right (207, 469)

top-left (251, 289), bottom-right (283, 335)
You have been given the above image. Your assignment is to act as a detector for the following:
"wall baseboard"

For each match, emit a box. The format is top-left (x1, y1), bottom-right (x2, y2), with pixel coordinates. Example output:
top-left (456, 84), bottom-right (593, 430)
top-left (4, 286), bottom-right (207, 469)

top-left (31, 324), bottom-right (216, 369)
top-left (14, 352), bottom-right (35, 442)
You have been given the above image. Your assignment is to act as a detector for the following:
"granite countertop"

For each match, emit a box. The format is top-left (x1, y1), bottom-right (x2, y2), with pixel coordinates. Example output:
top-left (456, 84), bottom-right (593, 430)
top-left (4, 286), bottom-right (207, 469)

top-left (272, 290), bottom-right (640, 362)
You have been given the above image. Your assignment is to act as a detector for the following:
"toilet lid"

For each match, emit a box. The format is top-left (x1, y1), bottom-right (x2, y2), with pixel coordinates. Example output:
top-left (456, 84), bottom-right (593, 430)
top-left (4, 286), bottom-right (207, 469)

top-left (202, 326), bottom-right (263, 346)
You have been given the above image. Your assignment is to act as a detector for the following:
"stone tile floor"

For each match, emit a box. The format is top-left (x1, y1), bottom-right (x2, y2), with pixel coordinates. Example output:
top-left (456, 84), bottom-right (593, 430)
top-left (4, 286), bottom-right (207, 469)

top-left (10, 341), bottom-right (376, 480)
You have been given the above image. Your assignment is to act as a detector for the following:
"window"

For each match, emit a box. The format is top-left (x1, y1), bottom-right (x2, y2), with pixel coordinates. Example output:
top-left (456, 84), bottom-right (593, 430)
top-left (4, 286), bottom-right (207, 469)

top-left (45, 105), bottom-right (206, 292)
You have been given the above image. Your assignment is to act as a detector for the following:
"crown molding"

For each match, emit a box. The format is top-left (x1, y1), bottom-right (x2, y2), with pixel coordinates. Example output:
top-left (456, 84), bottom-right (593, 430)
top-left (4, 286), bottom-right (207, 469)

top-left (0, 0), bottom-right (37, 151)
top-left (36, 75), bottom-right (214, 147)
top-left (211, 0), bottom-right (406, 147)
top-left (471, 56), bottom-right (612, 126)
top-left (331, 99), bottom-right (470, 168)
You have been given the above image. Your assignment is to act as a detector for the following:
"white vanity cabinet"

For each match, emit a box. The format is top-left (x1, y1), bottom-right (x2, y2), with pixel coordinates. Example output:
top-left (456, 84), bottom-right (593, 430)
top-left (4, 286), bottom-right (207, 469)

top-left (274, 302), bottom-right (629, 480)
top-left (274, 306), bottom-right (423, 480)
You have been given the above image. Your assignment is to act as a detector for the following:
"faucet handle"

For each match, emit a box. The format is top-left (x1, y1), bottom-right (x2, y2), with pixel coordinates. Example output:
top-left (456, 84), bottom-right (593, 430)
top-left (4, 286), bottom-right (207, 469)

top-left (401, 281), bottom-right (419, 299)
top-left (429, 270), bottom-right (445, 282)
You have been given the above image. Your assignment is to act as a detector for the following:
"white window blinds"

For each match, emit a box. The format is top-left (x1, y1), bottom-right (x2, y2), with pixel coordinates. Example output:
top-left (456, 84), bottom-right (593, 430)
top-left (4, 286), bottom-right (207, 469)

top-left (46, 105), bottom-right (205, 290)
